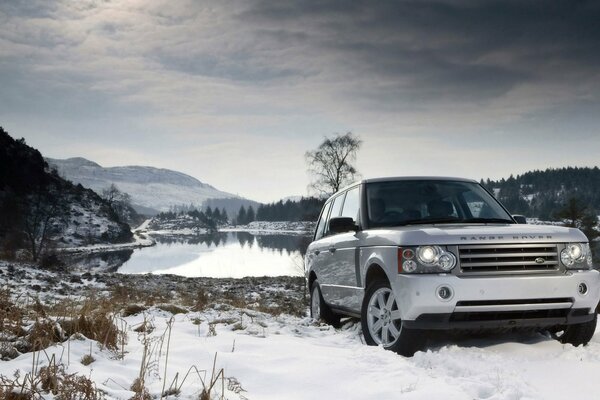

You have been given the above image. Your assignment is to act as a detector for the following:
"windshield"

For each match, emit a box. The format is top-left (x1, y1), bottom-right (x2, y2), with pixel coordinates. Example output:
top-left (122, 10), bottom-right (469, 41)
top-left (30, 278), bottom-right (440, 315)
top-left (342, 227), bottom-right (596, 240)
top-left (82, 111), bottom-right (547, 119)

top-left (365, 180), bottom-right (514, 228)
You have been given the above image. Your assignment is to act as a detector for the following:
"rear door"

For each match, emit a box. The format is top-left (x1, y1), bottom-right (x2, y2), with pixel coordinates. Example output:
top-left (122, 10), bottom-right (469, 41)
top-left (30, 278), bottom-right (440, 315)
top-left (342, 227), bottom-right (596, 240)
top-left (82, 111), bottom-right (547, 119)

top-left (323, 185), bottom-right (363, 312)
top-left (306, 201), bottom-right (332, 285)
top-left (317, 193), bottom-right (346, 296)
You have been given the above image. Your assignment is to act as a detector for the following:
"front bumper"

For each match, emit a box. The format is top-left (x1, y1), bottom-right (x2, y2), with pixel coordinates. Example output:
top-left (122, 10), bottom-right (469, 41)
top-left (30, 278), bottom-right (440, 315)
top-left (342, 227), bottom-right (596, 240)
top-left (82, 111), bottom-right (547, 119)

top-left (392, 269), bottom-right (600, 330)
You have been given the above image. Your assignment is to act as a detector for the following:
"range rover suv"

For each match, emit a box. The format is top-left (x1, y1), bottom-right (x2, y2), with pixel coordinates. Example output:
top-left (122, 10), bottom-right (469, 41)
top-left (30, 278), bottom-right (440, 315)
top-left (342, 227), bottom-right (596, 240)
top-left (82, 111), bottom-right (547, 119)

top-left (306, 177), bottom-right (599, 356)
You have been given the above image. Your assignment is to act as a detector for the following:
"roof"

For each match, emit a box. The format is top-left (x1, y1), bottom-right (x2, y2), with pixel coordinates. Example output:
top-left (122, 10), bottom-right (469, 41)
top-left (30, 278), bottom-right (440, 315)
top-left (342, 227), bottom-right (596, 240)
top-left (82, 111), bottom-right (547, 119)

top-left (361, 176), bottom-right (478, 184)
top-left (326, 176), bottom-right (479, 202)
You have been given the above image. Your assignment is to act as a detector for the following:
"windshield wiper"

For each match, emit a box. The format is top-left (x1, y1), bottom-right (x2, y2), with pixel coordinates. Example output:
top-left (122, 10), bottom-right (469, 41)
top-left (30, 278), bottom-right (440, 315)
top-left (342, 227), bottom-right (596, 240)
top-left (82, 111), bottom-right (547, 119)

top-left (459, 218), bottom-right (514, 224)
top-left (394, 217), bottom-right (513, 226)
top-left (397, 217), bottom-right (461, 226)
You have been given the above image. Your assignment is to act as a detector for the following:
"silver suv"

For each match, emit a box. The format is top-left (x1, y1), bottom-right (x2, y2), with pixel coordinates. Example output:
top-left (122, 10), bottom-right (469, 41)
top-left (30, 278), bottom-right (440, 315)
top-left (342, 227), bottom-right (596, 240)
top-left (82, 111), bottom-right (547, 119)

top-left (306, 177), bottom-right (599, 356)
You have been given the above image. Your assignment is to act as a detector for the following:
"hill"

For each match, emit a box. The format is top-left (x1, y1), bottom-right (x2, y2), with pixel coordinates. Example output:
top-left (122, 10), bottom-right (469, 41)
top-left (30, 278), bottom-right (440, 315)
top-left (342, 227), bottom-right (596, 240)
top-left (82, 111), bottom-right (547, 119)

top-left (46, 157), bottom-right (255, 215)
top-left (0, 127), bottom-right (132, 261)
top-left (482, 167), bottom-right (600, 219)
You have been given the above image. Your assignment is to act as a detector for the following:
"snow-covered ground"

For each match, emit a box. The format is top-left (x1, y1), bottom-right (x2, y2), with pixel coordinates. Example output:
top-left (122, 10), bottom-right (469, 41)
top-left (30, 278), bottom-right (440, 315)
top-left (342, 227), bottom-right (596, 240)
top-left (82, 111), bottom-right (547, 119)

top-left (2, 261), bottom-right (600, 399)
top-left (2, 304), bottom-right (600, 399)
top-left (57, 230), bottom-right (155, 254)
top-left (223, 221), bottom-right (316, 235)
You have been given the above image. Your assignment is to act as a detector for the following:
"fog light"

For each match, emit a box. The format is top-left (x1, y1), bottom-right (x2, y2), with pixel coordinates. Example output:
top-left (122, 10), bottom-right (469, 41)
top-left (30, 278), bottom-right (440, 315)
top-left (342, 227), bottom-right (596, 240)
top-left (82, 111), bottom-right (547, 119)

top-left (403, 260), bottom-right (417, 273)
top-left (578, 282), bottom-right (588, 296)
top-left (437, 285), bottom-right (453, 301)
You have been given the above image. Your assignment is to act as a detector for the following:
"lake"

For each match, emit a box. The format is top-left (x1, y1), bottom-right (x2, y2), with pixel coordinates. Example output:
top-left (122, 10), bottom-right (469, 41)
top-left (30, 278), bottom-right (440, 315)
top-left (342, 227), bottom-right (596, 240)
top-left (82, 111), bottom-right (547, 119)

top-left (115, 232), bottom-right (312, 278)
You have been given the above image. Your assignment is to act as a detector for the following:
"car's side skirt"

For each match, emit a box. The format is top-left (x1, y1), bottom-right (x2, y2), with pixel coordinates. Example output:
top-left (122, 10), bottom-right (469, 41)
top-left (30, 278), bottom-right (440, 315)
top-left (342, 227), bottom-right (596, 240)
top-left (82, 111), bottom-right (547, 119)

top-left (321, 283), bottom-right (364, 314)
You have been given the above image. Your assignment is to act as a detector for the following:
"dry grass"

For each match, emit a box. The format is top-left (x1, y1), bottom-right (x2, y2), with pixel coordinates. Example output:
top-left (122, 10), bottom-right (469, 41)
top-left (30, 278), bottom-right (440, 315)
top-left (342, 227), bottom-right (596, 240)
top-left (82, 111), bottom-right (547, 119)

top-left (60, 311), bottom-right (120, 351)
top-left (122, 304), bottom-right (147, 317)
top-left (157, 304), bottom-right (187, 315)
top-left (81, 354), bottom-right (95, 366)
top-left (0, 288), bottom-right (126, 361)
top-left (110, 285), bottom-right (170, 308)
top-left (0, 357), bottom-right (103, 400)
top-left (130, 378), bottom-right (151, 400)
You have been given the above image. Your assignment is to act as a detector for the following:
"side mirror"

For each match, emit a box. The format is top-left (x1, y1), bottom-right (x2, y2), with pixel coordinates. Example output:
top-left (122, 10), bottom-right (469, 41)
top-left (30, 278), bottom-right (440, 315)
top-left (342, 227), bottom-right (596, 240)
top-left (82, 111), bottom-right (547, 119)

top-left (512, 215), bottom-right (527, 224)
top-left (329, 216), bottom-right (359, 234)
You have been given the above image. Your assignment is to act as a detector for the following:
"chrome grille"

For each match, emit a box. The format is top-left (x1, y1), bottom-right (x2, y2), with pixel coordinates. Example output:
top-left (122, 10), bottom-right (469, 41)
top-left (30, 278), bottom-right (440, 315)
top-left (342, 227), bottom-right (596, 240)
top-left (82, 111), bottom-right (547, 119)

top-left (458, 244), bottom-right (560, 274)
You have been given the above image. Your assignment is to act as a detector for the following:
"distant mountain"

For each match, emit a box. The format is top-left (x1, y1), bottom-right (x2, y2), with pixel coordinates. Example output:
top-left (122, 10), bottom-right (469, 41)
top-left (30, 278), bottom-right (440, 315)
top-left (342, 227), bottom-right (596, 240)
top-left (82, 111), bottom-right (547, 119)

top-left (46, 157), bottom-right (248, 215)
top-left (481, 167), bottom-right (600, 219)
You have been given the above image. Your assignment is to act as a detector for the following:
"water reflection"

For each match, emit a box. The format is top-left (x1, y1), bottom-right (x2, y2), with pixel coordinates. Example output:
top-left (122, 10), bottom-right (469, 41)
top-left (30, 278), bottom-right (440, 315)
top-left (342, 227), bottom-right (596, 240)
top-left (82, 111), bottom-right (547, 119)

top-left (116, 232), bottom-right (310, 278)
top-left (67, 249), bottom-right (134, 272)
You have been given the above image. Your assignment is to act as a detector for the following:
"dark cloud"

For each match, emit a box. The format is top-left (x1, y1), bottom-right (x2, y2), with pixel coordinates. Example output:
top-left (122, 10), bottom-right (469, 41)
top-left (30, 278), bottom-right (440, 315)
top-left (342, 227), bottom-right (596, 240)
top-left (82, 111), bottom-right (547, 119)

top-left (0, 0), bottom-right (59, 19)
top-left (240, 0), bottom-right (600, 102)
top-left (153, 51), bottom-right (307, 82)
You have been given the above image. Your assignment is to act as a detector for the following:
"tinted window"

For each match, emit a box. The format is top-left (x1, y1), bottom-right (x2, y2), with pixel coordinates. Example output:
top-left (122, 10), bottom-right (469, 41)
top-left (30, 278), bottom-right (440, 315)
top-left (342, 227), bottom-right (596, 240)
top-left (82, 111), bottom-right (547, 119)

top-left (325, 194), bottom-right (346, 236)
top-left (330, 193), bottom-right (345, 218)
top-left (366, 180), bottom-right (513, 227)
top-left (341, 186), bottom-right (360, 222)
top-left (314, 201), bottom-right (331, 240)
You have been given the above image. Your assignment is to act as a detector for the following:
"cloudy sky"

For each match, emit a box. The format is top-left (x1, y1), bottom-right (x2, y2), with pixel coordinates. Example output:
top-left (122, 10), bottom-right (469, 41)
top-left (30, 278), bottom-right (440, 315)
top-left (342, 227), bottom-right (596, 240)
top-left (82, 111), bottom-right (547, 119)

top-left (1, 0), bottom-right (599, 202)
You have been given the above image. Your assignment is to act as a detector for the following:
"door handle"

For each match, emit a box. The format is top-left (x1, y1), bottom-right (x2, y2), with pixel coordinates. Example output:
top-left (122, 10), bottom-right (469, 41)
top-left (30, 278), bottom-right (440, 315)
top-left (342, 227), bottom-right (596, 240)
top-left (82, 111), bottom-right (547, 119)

top-left (329, 246), bottom-right (336, 253)
top-left (314, 250), bottom-right (320, 256)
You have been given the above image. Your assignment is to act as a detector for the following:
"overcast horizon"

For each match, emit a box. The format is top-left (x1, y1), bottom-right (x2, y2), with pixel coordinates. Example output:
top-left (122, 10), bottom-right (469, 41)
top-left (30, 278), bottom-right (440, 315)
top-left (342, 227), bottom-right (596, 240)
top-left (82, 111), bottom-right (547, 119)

top-left (2, 1), bottom-right (600, 203)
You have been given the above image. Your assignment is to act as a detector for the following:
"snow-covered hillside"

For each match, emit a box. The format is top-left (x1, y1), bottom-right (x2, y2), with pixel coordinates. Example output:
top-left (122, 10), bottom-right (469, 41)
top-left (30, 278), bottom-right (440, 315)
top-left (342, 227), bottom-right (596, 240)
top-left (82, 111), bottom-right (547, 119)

top-left (47, 157), bottom-right (240, 214)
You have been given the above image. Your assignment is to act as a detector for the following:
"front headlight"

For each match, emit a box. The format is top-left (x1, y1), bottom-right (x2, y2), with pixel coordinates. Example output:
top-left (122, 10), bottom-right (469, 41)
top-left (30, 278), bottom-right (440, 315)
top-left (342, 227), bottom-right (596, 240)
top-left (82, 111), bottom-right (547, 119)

top-left (561, 243), bottom-right (593, 269)
top-left (400, 245), bottom-right (457, 273)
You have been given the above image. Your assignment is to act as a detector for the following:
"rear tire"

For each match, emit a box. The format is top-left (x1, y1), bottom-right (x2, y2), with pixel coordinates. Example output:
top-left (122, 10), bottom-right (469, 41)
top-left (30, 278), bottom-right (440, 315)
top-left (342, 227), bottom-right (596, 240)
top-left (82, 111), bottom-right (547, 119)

top-left (361, 279), bottom-right (426, 357)
top-left (310, 280), bottom-right (341, 327)
top-left (551, 314), bottom-right (597, 347)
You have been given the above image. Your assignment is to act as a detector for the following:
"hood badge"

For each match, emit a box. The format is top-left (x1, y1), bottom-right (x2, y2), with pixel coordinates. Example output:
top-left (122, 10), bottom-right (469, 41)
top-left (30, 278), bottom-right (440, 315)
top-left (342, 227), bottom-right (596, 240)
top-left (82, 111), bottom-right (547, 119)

top-left (460, 235), bottom-right (553, 241)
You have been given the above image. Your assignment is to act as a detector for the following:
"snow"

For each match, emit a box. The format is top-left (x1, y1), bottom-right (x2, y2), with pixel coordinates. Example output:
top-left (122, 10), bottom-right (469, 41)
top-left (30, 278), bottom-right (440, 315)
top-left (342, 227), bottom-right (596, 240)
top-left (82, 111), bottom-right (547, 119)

top-left (2, 300), bottom-right (600, 399)
top-left (223, 221), bottom-right (316, 234)
top-left (57, 230), bottom-right (155, 254)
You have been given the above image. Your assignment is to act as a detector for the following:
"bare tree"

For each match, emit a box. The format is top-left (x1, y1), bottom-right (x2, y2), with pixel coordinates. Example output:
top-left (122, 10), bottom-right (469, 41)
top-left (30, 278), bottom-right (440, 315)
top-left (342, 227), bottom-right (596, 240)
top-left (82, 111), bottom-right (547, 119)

top-left (102, 184), bottom-right (133, 223)
top-left (21, 189), bottom-right (66, 261)
top-left (305, 132), bottom-right (362, 196)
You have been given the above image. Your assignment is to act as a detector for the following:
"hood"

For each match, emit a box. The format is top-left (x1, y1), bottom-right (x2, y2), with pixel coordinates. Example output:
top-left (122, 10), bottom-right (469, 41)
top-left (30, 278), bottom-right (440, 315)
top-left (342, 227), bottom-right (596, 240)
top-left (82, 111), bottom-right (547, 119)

top-left (360, 223), bottom-right (588, 247)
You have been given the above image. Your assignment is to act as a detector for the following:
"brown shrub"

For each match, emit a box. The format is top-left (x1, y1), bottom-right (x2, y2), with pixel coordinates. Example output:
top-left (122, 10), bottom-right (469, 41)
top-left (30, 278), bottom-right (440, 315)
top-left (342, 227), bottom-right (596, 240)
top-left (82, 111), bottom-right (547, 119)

top-left (157, 304), bottom-right (187, 315)
top-left (80, 354), bottom-right (95, 366)
top-left (122, 304), bottom-right (147, 317)
top-left (61, 312), bottom-right (119, 350)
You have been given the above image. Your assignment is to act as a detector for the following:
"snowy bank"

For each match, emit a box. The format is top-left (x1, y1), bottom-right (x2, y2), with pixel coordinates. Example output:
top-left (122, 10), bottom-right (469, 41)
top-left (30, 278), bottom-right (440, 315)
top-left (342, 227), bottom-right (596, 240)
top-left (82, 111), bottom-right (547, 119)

top-left (2, 261), bottom-right (600, 399)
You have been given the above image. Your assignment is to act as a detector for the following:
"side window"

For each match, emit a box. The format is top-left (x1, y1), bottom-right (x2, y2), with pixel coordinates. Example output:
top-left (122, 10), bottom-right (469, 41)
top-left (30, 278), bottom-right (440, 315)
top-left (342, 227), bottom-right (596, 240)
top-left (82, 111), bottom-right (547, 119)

top-left (314, 202), bottom-right (331, 241)
top-left (341, 186), bottom-right (360, 222)
top-left (324, 193), bottom-right (346, 236)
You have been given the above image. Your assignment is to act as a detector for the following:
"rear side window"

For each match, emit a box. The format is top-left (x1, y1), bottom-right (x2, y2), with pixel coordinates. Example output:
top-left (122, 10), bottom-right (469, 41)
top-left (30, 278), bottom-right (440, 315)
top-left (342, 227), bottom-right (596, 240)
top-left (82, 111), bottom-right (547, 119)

top-left (325, 193), bottom-right (346, 236)
top-left (314, 201), bottom-right (331, 240)
top-left (341, 186), bottom-right (360, 222)
top-left (330, 194), bottom-right (345, 219)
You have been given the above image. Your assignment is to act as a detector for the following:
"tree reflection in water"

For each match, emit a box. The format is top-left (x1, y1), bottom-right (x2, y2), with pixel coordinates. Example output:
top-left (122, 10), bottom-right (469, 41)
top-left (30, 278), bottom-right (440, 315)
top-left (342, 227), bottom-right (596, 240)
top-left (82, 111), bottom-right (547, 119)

top-left (74, 232), bottom-right (311, 273)
top-left (155, 232), bottom-right (310, 256)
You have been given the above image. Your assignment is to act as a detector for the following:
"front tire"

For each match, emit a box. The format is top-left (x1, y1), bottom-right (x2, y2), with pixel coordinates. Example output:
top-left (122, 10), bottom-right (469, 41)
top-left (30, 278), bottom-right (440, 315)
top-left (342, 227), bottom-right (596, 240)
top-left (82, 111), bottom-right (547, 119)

top-left (310, 280), bottom-right (341, 327)
top-left (361, 279), bottom-right (425, 357)
top-left (551, 314), bottom-right (597, 347)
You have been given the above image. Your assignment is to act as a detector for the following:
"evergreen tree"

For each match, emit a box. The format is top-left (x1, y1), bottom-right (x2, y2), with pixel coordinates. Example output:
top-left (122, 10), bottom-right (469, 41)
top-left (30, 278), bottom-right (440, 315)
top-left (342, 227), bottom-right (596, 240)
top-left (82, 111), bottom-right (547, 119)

top-left (237, 206), bottom-right (247, 225)
top-left (556, 197), bottom-right (599, 239)
top-left (221, 209), bottom-right (228, 224)
top-left (213, 207), bottom-right (221, 223)
top-left (246, 206), bottom-right (255, 223)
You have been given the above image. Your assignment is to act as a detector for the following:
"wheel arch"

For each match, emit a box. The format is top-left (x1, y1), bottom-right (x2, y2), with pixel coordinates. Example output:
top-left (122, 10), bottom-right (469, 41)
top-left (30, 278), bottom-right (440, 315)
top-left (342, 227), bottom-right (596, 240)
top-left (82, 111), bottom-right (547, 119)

top-left (308, 270), bottom-right (318, 291)
top-left (364, 263), bottom-right (390, 288)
